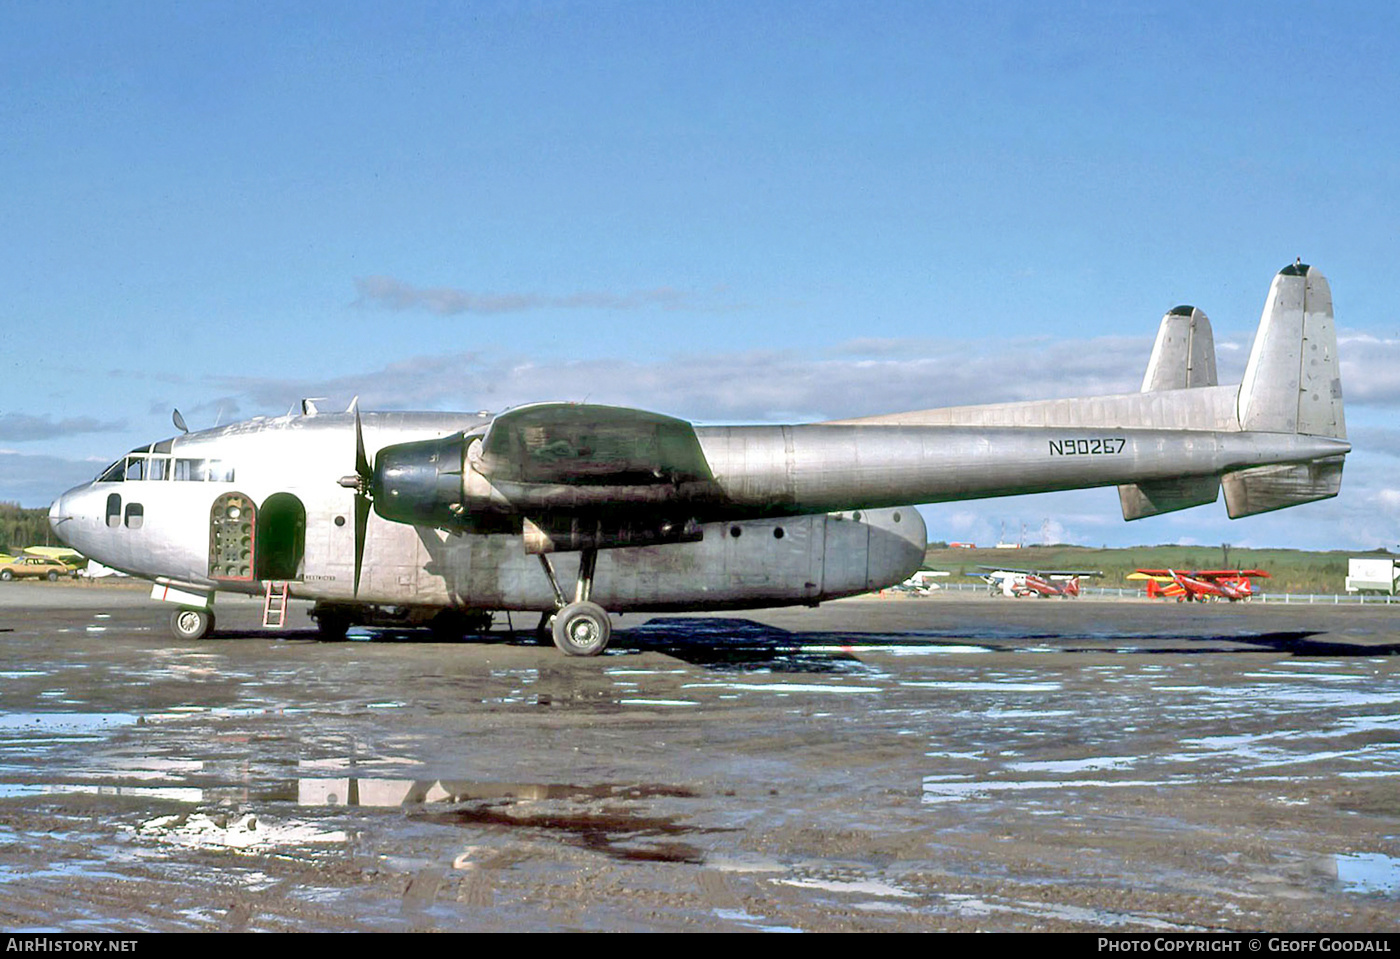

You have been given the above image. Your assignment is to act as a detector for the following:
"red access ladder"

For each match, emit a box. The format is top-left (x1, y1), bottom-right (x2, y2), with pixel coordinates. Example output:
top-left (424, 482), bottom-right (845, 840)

top-left (263, 580), bottom-right (290, 628)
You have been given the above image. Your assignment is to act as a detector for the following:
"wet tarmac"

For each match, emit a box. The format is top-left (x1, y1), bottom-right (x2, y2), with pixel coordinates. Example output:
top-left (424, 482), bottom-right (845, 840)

top-left (0, 580), bottom-right (1397, 931)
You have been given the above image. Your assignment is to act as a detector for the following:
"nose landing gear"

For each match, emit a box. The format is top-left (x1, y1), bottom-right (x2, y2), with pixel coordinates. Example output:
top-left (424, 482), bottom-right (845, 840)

top-left (170, 607), bottom-right (216, 641)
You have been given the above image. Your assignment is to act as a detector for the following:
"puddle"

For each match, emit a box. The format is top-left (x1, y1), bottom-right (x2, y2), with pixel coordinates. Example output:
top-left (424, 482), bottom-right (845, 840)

top-left (0, 783), bottom-right (204, 802)
top-left (778, 876), bottom-right (915, 898)
top-left (712, 908), bottom-right (803, 933)
top-left (902, 681), bottom-right (1061, 692)
top-left (942, 892), bottom-right (1198, 930)
top-left (1336, 852), bottom-right (1400, 895)
top-left (0, 712), bottom-right (139, 731)
top-left (683, 681), bottom-right (879, 695)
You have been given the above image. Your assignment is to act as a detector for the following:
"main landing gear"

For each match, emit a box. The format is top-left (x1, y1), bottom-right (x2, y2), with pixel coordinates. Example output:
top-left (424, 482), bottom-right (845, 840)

top-left (537, 548), bottom-right (612, 656)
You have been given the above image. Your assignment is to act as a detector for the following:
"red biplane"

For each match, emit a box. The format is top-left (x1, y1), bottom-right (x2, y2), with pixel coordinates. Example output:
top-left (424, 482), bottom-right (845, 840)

top-left (1130, 568), bottom-right (1270, 602)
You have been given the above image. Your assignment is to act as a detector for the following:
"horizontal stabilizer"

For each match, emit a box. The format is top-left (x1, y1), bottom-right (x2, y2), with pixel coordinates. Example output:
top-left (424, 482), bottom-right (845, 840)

top-left (1222, 455), bottom-right (1345, 519)
top-left (1118, 476), bottom-right (1221, 521)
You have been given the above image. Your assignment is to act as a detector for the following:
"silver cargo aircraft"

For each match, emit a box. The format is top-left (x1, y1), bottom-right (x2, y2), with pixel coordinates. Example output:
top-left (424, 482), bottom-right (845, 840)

top-left (48, 264), bottom-right (1348, 655)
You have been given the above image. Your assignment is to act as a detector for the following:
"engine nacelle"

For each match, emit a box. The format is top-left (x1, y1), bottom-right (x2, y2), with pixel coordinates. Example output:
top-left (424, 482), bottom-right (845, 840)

top-left (372, 433), bottom-right (472, 528)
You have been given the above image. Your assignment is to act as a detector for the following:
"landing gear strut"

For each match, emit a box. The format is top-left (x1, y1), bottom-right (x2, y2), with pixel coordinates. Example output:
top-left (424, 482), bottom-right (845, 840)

top-left (538, 548), bottom-right (612, 656)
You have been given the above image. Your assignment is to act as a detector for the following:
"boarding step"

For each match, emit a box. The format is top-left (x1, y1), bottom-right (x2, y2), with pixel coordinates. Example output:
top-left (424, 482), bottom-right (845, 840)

top-left (263, 580), bottom-right (290, 628)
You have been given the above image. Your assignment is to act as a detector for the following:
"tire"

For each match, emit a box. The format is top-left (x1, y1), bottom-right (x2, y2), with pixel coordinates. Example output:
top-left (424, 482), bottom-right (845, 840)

top-left (312, 608), bottom-right (350, 642)
top-left (46, 571), bottom-right (58, 582)
top-left (551, 601), bottom-right (611, 656)
top-left (170, 608), bottom-right (215, 641)
top-left (0, 570), bottom-right (12, 582)
top-left (428, 610), bottom-right (469, 642)
top-left (428, 609), bottom-right (494, 642)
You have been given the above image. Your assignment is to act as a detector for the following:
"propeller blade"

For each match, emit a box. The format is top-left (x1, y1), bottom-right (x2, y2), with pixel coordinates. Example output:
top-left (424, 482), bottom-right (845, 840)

top-left (341, 403), bottom-right (372, 598)
top-left (353, 490), bottom-right (370, 597)
top-left (354, 406), bottom-right (370, 486)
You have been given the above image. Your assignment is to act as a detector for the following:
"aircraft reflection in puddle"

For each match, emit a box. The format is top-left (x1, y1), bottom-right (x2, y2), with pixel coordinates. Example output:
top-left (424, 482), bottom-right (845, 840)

top-left (297, 779), bottom-right (695, 807)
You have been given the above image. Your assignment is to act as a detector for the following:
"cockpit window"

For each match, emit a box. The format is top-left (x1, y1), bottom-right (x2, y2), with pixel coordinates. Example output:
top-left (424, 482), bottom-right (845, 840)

top-left (99, 453), bottom-right (235, 483)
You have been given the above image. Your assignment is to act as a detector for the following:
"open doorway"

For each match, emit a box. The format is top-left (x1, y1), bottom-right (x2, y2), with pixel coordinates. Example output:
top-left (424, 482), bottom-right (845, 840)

top-left (255, 493), bottom-right (306, 581)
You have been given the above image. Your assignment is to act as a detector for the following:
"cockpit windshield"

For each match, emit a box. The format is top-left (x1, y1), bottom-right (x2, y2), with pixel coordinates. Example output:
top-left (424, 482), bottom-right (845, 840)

top-left (95, 452), bottom-right (235, 484)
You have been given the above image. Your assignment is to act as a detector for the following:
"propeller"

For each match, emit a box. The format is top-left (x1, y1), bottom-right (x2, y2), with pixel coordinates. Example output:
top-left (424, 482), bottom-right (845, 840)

top-left (337, 401), bottom-right (373, 596)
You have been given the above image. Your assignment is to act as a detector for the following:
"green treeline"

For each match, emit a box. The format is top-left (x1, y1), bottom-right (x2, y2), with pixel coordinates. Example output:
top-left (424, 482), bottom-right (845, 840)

top-left (0, 504), bottom-right (55, 553)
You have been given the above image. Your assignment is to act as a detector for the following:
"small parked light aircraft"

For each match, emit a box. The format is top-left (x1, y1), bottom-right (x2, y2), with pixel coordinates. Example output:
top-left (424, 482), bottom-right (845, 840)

top-left (1129, 568), bottom-right (1270, 602)
top-left (48, 264), bottom-right (1348, 654)
top-left (975, 566), bottom-right (1103, 598)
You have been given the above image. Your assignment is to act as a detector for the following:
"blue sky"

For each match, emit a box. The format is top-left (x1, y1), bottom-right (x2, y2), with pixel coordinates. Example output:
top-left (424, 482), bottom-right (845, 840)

top-left (3, 1), bottom-right (1399, 549)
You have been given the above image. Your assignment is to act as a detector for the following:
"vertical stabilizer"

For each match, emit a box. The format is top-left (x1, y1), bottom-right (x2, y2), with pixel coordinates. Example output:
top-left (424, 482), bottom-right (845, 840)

top-left (1141, 305), bottom-right (1218, 391)
top-left (1236, 263), bottom-right (1346, 439)
top-left (1119, 305), bottom-right (1221, 520)
top-left (1225, 263), bottom-right (1347, 518)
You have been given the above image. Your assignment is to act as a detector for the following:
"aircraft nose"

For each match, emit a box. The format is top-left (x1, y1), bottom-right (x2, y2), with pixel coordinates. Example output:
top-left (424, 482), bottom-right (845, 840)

top-left (48, 493), bottom-right (64, 532)
top-left (48, 489), bottom-right (78, 547)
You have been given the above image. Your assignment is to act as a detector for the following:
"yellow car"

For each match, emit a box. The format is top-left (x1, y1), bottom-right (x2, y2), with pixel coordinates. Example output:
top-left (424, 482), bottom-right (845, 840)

top-left (0, 556), bottom-right (75, 581)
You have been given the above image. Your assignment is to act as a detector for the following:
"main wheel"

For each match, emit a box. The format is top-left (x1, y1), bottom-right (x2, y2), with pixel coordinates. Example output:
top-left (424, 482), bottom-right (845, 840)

top-left (313, 609), bottom-right (350, 642)
top-left (428, 609), bottom-right (487, 642)
top-left (170, 608), bottom-right (215, 641)
top-left (551, 601), bottom-right (611, 656)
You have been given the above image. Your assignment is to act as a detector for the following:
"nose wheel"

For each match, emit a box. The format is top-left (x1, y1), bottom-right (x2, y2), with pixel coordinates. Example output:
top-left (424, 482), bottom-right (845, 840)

top-left (170, 607), bottom-right (216, 641)
top-left (538, 548), bottom-right (612, 656)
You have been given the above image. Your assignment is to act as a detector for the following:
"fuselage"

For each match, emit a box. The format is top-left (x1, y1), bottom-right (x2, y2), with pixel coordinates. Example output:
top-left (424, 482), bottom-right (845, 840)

top-left (47, 410), bottom-right (931, 612)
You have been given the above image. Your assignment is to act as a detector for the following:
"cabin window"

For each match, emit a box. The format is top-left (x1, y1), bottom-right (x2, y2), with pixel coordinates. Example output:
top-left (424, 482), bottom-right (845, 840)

top-left (173, 459), bottom-right (203, 481)
top-left (173, 459), bottom-right (236, 482)
top-left (146, 457), bottom-right (169, 481)
top-left (106, 494), bottom-right (121, 528)
top-left (123, 457), bottom-right (146, 482)
top-left (124, 503), bottom-right (144, 529)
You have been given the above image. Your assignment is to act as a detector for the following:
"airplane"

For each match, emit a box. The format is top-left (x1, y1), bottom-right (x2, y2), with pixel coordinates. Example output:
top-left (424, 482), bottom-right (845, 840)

top-left (47, 263), bottom-right (1349, 655)
top-left (1129, 568), bottom-right (1270, 602)
top-left (894, 569), bottom-right (951, 595)
top-left (975, 566), bottom-right (1102, 598)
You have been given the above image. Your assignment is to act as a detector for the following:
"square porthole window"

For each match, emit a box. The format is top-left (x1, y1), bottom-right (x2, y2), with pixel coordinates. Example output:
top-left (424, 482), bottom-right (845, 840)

top-left (125, 503), bottom-right (144, 529)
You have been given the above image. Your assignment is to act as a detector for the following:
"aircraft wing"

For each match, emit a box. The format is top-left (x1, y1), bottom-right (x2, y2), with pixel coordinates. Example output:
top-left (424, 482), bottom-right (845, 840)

top-left (1192, 569), bottom-right (1270, 580)
top-left (977, 565), bottom-right (1101, 578)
